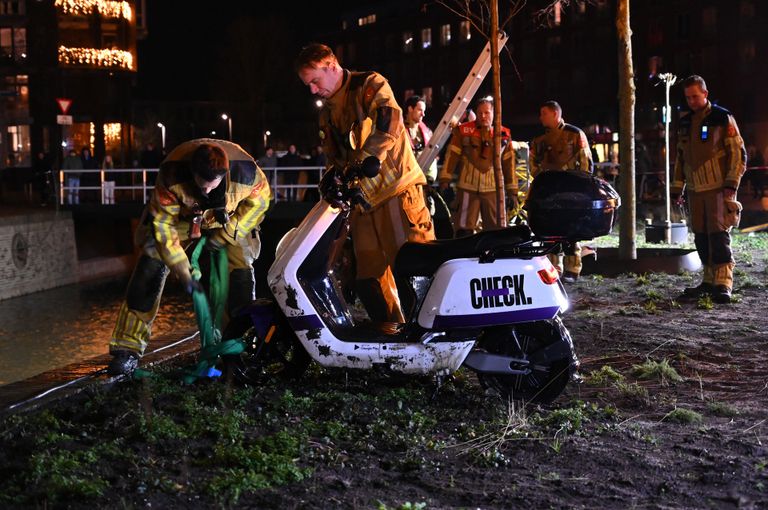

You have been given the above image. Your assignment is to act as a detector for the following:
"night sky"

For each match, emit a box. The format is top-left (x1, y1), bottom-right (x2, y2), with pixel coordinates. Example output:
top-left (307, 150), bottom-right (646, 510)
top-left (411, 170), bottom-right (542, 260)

top-left (135, 1), bottom-right (365, 102)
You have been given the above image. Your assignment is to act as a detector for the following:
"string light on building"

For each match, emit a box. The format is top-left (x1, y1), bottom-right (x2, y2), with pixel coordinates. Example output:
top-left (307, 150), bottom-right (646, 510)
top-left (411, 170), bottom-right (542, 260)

top-left (103, 122), bottom-right (121, 145)
top-left (58, 46), bottom-right (135, 70)
top-left (54, 0), bottom-right (133, 21)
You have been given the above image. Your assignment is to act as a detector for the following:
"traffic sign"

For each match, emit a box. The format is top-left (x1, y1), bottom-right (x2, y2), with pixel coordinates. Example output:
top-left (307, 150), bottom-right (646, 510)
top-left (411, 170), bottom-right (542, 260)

top-left (56, 98), bottom-right (72, 114)
top-left (57, 115), bottom-right (73, 125)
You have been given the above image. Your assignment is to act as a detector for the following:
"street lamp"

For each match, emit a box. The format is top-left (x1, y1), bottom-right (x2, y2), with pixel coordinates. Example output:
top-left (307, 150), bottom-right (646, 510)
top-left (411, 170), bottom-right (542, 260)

top-left (263, 130), bottom-right (271, 149)
top-left (157, 122), bottom-right (166, 151)
top-left (658, 72), bottom-right (677, 243)
top-left (221, 113), bottom-right (233, 141)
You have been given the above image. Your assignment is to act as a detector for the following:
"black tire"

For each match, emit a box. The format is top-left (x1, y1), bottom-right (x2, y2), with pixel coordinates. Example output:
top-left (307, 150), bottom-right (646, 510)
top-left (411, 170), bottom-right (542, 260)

top-left (221, 313), bottom-right (311, 386)
top-left (476, 317), bottom-right (576, 404)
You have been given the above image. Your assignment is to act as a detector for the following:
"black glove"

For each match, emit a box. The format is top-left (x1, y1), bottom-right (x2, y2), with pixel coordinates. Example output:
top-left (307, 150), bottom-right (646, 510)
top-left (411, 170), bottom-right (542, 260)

top-left (506, 195), bottom-right (519, 211)
top-left (172, 264), bottom-right (205, 294)
top-left (319, 168), bottom-right (343, 206)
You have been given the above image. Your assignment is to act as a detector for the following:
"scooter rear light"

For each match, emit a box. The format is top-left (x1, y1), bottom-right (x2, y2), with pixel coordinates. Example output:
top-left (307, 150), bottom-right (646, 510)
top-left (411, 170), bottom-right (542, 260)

top-left (538, 265), bottom-right (559, 285)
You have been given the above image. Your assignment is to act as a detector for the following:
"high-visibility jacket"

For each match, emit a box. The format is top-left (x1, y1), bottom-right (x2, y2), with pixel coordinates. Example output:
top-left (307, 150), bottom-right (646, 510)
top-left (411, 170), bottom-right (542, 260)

top-left (671, 102), bottom-right (746, 194)
top-left (149, 138), bottom-right (271, 268)
top-left (319, 70), bottom-right (425, 209)
top-left (530, 119), bottom-right (593, 177)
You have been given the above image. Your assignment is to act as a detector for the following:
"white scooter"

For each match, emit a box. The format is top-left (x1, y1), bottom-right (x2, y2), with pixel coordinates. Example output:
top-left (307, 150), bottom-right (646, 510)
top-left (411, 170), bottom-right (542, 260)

top-left (223, 159), bottom-right (617, 404)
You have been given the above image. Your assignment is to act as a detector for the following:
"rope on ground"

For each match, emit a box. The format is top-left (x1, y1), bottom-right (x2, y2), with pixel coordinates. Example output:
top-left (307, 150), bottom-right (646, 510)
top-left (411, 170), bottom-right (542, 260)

top-left (133, 237), bottom-right (245, 383)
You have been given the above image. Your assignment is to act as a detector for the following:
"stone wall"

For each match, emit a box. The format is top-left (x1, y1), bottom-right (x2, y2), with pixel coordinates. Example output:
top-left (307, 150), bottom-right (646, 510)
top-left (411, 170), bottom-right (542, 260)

top-left (0, 211), bottom-right (78, 300)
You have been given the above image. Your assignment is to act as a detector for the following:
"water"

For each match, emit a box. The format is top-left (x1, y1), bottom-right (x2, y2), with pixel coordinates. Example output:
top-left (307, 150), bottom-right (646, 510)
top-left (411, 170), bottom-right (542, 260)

top-left (0, 277), bottom-right (196, 386)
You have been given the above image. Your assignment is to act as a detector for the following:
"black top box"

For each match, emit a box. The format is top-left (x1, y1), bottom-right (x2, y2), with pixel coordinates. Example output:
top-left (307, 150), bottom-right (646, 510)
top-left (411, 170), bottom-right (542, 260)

top-left (524, 170), bottom-right (621, 241)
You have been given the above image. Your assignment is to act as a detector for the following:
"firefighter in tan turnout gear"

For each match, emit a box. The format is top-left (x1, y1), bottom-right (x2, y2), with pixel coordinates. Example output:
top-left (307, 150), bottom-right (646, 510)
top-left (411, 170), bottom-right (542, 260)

top-left (438, 97), bottom-right (518, 237)
top-left (671, 75), bottom-right (746, 304)
top-left (107, 140), bottom-right (271, 376)
top-left (296, 43), bottom-right (435, 324)
top-left (530, 100), bottom-right (593, 283)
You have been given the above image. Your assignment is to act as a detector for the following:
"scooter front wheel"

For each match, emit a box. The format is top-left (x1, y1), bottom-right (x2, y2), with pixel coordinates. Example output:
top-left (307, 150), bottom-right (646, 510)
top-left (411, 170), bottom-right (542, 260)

top-left (476, 317), bottom-right (575, 405)
top-left (221, 313), bottom-right (311, 385)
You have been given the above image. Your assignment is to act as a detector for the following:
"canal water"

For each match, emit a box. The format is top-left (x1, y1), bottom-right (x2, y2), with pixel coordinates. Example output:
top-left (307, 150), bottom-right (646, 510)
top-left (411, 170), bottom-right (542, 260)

top-left (0, 277), bottom-right (196, 386)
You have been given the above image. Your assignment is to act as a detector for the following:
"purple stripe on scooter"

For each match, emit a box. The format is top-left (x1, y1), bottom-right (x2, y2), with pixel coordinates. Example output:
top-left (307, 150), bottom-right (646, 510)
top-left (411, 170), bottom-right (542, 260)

top-left (432, 306), bottom-right (561, 329)
top-left (287, 314), bottom-right (324, 330)
top-left (482, 288), bottom-right (510, 297)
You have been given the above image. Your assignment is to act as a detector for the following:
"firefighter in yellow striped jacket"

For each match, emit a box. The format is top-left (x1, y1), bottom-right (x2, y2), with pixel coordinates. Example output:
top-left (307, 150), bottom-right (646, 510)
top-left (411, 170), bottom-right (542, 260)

top-left (107, 139), bottom-right (271, 376)
top-left (438, 98), bottom-right (517, 237)
top-left (296, 43), bottom-right (434, 324)
top-left (530, 100), bottom-right (593, 282)
top-left (671, 75), bottom-right (746, 304)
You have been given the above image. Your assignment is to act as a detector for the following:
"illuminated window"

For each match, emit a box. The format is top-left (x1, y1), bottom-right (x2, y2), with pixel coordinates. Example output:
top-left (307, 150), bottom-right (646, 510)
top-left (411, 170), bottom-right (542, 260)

top-left (0, 1), bottom-right (25, 15)
top-left (460, 21), bottom-right (471, 41)
top-left (553, 1), bottom-right (562, 27)
top-left (103, 122), bottom-right (122, 155)
top-left (2, 74), bottom-right (28, 118)
top-left (702, 7), bottom-right (717, 37)
top-left (421, 87), bottom-right (433, 108)
top-left (421, 28), bottom-right (431, 49)
top-left (403, 31), bottom-right (413, 53)
top-left (440, 24), bottom-right (451, 45)
top-left (358, 14), bottom-right (376, 26)
top-left (58, 46), bottom-right (135, 70)
top-left (0, 27), bottom-right (26, 62)
top-left (6, 124), bottom-right (30, 167)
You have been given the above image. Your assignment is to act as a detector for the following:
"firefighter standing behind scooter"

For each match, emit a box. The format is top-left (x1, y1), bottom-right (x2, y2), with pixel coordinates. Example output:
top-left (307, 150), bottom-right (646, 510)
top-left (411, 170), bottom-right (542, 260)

top-left (438, 97), bottom-right (518, 237)
top-left (671, 75), bottom-right (746, 304)
top-left (530, 100), bottom-right (593, 283)
top-left (107, 140), bottom-right (271, 376)
top-left (296, 43), bottom-right (434, 324)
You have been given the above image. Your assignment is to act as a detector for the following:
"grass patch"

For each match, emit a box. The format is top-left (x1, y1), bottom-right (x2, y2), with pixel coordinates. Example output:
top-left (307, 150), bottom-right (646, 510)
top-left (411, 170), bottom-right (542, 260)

top-left (662, 407), bottom-right (703, 424)
top-left (706, 401), bottom-right (739, 417)
top-left (632, 359), bottom-right (684, 385)
top-left (583, 365), bottom-right (625, 386)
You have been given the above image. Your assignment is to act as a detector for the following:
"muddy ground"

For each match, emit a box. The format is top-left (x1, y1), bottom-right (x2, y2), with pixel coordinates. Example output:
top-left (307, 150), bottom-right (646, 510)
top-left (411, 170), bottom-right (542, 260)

top-left (0, 232), bottom-right (766, 509)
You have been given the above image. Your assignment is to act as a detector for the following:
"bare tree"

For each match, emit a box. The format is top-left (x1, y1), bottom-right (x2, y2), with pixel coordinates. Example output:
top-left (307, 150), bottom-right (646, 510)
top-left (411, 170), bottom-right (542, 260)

top-left (616, 0), bottom-right (636, 259)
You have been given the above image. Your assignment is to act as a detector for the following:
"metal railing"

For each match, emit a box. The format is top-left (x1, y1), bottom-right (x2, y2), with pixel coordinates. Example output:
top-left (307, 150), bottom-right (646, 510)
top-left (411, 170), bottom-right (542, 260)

top-left (57, 166), bottom-right (328, 205)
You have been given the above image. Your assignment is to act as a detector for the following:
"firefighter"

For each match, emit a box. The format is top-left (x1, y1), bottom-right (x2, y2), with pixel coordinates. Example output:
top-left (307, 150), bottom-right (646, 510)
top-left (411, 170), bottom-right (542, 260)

top-left (438, 97), bottom-right (518, 237)
top-left (295, 43), bottom-right (434, 323)
top-left (530, 100), bottom-right (593, 282)
top-left (671, 75), bottom-right (746, 304)
top-left (107, 140), bottom-right (271, 376)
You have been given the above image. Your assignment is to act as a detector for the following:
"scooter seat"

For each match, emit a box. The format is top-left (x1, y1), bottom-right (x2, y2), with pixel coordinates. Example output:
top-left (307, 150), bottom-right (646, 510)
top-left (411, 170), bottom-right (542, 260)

top-left (394, 225), bottom-right (533, 277)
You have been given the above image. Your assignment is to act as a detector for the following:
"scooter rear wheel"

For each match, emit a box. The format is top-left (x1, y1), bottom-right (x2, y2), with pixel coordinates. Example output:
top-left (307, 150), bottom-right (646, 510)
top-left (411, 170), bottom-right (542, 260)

top-left (221, 314), bottom-right (311, 385)
top-left (476, 317), bottom-right (575, 405)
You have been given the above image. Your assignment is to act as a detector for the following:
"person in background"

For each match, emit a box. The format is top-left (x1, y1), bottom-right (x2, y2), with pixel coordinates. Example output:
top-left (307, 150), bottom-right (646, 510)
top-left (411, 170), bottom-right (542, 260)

top-left (530, 100), bottom-right (593, 283)
top-left (438, 97), bottom-right (517, 237)
top-left (102, 154), bottom-right (116, 204)
top-left (295, 42), bottom-right (434, 323)
top-left (107, 140), bottom-right (271, 376)
top-left (404, 95), bottom-right (438, 183)
top-left (62, 149), bottom-right (83, 205)
top-left (671, 75), bottom-right (746, 304)
top-left (278, 144), bottom-right (304, 201)
top-left (33, 151), bottom-right (52, 206)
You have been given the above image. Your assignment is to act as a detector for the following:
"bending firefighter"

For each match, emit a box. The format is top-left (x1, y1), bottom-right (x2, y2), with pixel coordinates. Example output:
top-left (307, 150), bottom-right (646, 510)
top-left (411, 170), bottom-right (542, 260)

top-left (530, 100), bottom-right (593, 282)
top-left (107, 140), bottom-right (271, 376)
top-left (296, 43), bottom-right (434, 323)
top-left (671, 75), bottom-right (746, 304)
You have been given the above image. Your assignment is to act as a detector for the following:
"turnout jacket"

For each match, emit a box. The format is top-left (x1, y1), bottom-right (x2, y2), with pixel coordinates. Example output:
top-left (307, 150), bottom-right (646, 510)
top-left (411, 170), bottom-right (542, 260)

top-left (320, 70), bottom-right (425, 209)
top-left (438, 121), bottom-right (517, 194)
top-left (149, 139), bottom-right (271, 268)
top-left (530, 119), bottom-right (593, 176)
top-left (671, 102), bottom-right (746, 194)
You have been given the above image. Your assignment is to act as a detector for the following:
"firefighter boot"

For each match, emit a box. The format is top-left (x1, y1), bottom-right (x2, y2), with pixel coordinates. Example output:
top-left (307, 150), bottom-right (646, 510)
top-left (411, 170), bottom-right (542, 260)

top-left (683, 265), bottom-right (714, 297)
top-left (712, 262), bottom-right (735, 304)
top-left (107, 350), bottom-right (140, 376)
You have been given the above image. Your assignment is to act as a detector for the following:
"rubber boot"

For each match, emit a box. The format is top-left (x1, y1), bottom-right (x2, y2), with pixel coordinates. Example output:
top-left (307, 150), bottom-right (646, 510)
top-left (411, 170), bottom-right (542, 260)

top-left (107, 349), bottom-right (140, 376)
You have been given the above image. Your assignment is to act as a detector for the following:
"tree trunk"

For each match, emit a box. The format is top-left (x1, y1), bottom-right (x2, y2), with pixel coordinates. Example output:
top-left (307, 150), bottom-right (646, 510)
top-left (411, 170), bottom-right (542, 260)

top-left (490, 0), bottom-right (507, 227)
top-left (617, 0), bottom-right (636, 259)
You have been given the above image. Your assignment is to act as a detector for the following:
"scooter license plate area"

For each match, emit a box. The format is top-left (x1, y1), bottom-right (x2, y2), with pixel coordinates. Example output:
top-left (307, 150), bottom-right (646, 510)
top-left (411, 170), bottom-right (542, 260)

top-left (417, 256), bottom-right (567, 329)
